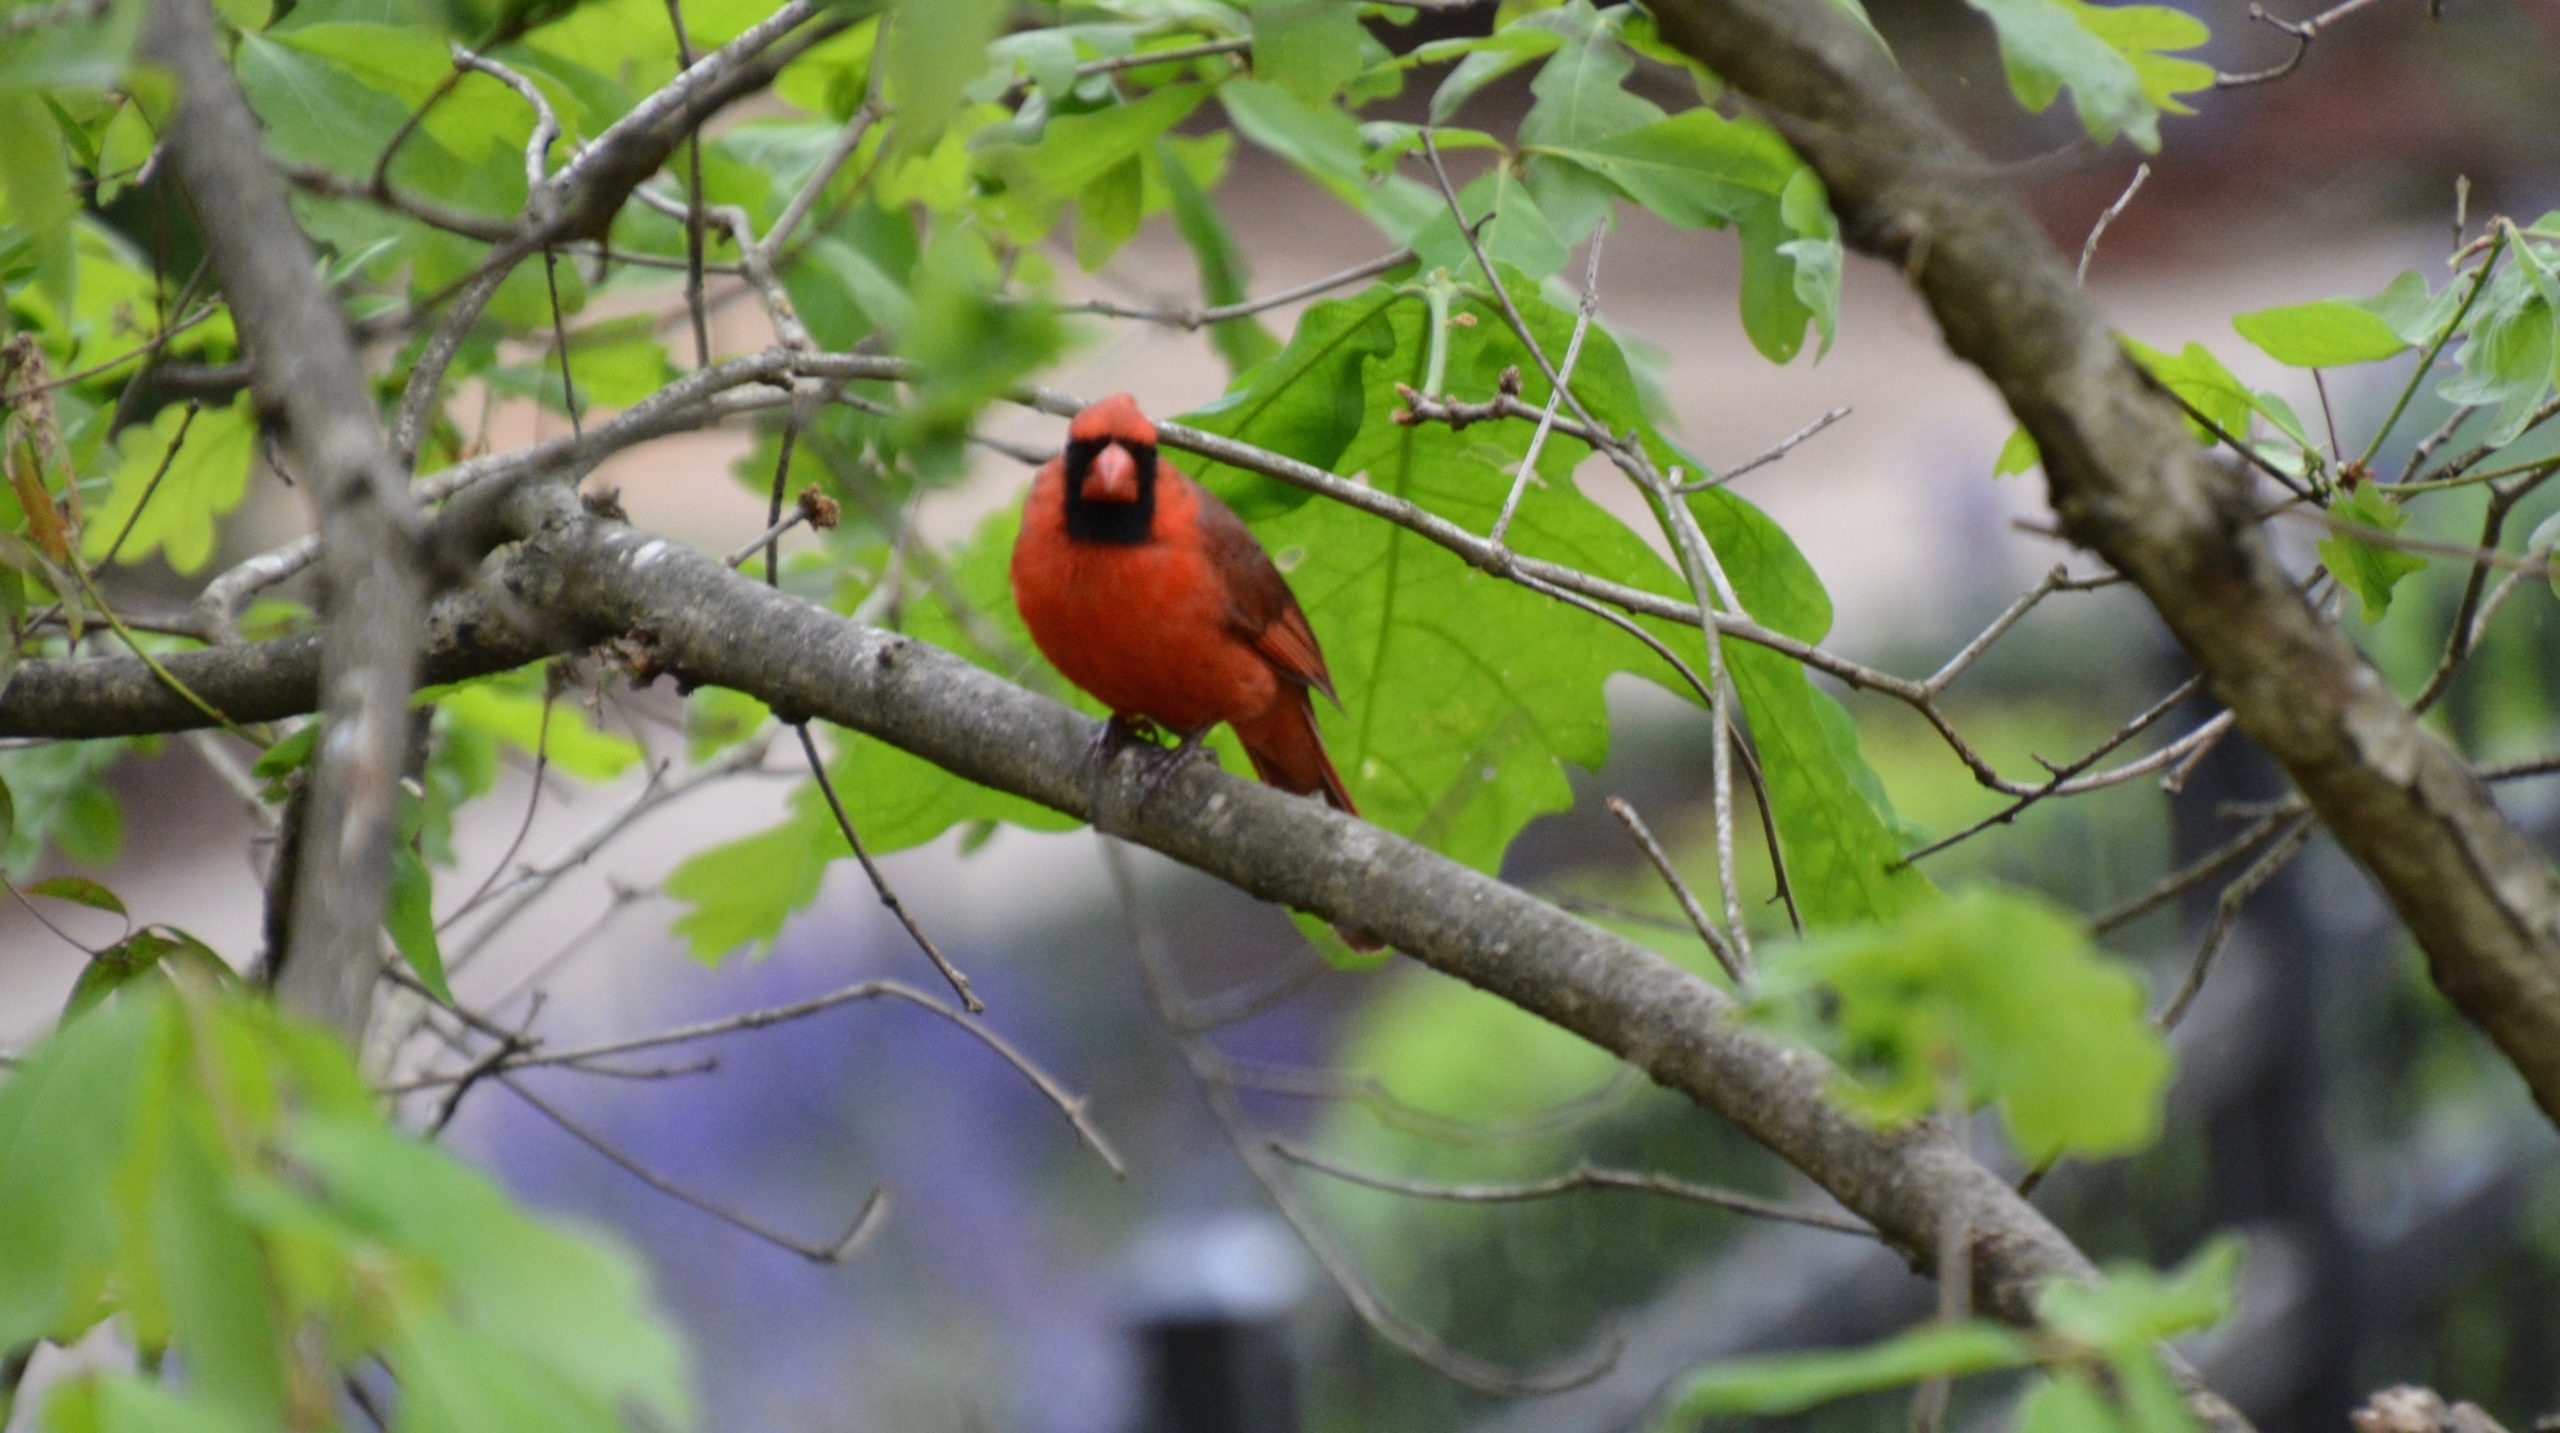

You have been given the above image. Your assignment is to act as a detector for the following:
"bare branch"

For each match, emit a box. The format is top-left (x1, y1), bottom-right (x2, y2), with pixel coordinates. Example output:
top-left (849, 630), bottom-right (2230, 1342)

top-left (1492, 228), bottom-right (1605, 547)
top-left (793, 724), bottom-right (983, 1013)
top-left (2214, 0), bottom-right (2402, 88)
top-left (143, 0), bottom-right (428, 1044)
top-left (1222, 1059), bottom-right (1640, 1148)
top-left (450, 47), bottom-right (560, 203)
top-left (501, 1073), bottom-right (889, 1263)
top-left (1606, 796), bottom-right (1746, 985)
top-left (476, 974), bottom-right (1123, 1176)
top-left (1678, 406), bottom-right (1852, 492)
top-left (1065, 247), bottom-right (1412, 329)
top-left (1266, 1137), bottom-right (1873, 1237)
top-left (2076, 163), bottom-right (2150, 284)
top-left (2157, 815), bottom-right (2317, 1031)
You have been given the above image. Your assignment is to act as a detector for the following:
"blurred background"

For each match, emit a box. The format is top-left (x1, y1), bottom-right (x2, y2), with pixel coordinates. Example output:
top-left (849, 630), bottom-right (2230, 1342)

top-left (8, 2), bottom-right (2560, 1430)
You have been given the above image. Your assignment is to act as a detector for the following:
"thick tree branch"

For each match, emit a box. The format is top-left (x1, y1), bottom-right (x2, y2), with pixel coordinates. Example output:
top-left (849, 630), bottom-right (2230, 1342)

top-left (140, 0), bottom-right (431, 1043)
top-left (0, 582), bottom-right (546, 737)
top-left (1642, 0), bottom-right (2560, 1127)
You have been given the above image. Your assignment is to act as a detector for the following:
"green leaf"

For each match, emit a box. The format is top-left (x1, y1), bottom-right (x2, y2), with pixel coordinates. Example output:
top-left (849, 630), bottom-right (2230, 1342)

top-left (250, 725), bottom-right (319, 784)
top-left (4, 986), bottom-right (688, 1430)
top-left (1663, 1321), bottom-right (2033, 1419)
top-left (2019, 1374), bottom-right (2142, 1433)
top-left (2349, 268), bottom-right (2469, 347)
top-left (62, 928), bottom-right (228, 1023)
top-left (145, 1121), bottom-right (288, 1424)
top-left (1963, 0), bottom-right (2211, 152)
top-left (980, 83), bottom-right (1207, 210)
top-left (893, 223), bottom-right (1065, 476)
top-left (0, 739), bottom-right (127, 874)
top-left (1538, 107), bottom-right (1801, 227)
top-left (0, 988), bottom-right (155, 1346)
top-left (1680, 482), bottom-right (1934, 930)
top-left (485, 315), bottom-right (680, 412)
top-left (1753, 885), bottom-right (2172, 1159)
top-left (1531, 108), bottom-right (1839, 361)
top-left (41, 1373), bottom-right (276, 1433)
top-left (664, 805), bottom-right (833, 961)
top-left (2038, 1237), bottom-right (2243, 1350)
top-left (1252, 0), bottom-right (1365, 107)
top-left (884, 0), bottom-right (1005, 156)
top-left (285, 1114), bottom-right (690, 1427)
top-left (2317, 484), bottom-right (2428, 621)
top-left (1423, 27), bottom-right (1563, 123)
top-left (1219, 79), bottom-right (1439, 240)
top-left (2438, 260), bottom-right (2558, 447)
top-left (1178, 282), bottom-right (1409, 517)
top-left (2232, 298), bottom-right (2411, 368)
top-left (0, 0), bottom-right (139, 92)
top-left (27, 876), bottom-right (125, 917)
top-left (1073, 153), bottom-right (1146, 271)
top-left (0, 91), bottom-right (77, 309)
top-left (2122, 337), bottom-right (2314, 452)
top-left (1158, 136), bottom-right (1283, 376)
top-left (91, 94), bottom-right (157, 207)
top-left (385, 846), bottom-right (452, 1003)
top-left (1408, 165), bottom-right (1570, 283)
top-left (685, 686), bottom-right (772, 762)
top-left (1515, 1), bottom-right (1662, 156)
top-left (437, 677), bottom-right (643, 783)
top-left (782, 205), bottom-right (919, 348)
top-left (83, 397), bottom-right (258, 575)
top-left (1995, 425), bottom-right (2041, 477)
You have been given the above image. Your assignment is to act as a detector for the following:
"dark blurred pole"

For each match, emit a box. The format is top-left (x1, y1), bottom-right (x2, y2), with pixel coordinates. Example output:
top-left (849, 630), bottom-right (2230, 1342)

top-left (1134, 1315), bottom-right (1298, 1433)
top-left (2175, 707), bottom-right (2361, 1431)
top-left (1127, 1215), bottom-right (1306, 1433)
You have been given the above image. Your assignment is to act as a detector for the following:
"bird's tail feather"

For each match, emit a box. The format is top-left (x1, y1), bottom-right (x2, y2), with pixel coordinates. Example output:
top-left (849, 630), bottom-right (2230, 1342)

top-left (1236, 695), bottom-right (1383, 953)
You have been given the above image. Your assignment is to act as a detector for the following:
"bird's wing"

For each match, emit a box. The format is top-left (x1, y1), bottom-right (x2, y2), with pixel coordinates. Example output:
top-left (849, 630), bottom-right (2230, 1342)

top-left (1192, 479), bottom-right (1339, 705)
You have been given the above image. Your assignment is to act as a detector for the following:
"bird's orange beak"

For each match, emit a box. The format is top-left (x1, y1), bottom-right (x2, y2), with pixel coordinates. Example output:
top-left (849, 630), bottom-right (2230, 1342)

top-left (1081, 442), bottom-right (1141, 503)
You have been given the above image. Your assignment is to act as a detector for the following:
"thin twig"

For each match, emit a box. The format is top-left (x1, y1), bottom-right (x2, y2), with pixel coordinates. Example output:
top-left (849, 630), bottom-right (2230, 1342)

top-left (2156, 815), bottom-right (2317, 1031)
top-left (1490, 227), bottom-right (1605, 547)
top-left (451, 48), bottom-right (560, 202)
top-left (999, 35), bottom-right (1253, 104)
top-left (2075, 163), bottom-right (2150, 284)
top-left (501, 1073), bottom-right (890, 1262)
top-left (1606, 797), bottom-right (1746, 984)
top-left (431, 979), bottom-right (1123, 1173)
top-left (2091, 807), bottom-right (2298, 934)
top-left (1678, 406), bottom-right (1852, 492)
top-left (2213, 0), bottom-right (2397, 87)
top-left (794, 723), bottom-right (984, 1014)
top-left (439, 683), bottom-right (555, 930)
top-left (1220, 1060), bottom-right (1641, 1148)
top-left (1065, 248), bottom-right (1413, 329)
top-left (1267, 1137), bottom-right (1872, 1236)
top-left (665, 0), bottom-right (712, 369)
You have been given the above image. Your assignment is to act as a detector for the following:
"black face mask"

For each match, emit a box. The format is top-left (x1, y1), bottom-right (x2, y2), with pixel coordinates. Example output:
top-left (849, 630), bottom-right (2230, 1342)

top-left (1062, 436), bottom-right (1159, 545)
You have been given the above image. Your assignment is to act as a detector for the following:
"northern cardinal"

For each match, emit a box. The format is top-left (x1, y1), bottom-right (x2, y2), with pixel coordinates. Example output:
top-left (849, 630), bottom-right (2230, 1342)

top-left (1011, 394), bottom-right (1379, 950)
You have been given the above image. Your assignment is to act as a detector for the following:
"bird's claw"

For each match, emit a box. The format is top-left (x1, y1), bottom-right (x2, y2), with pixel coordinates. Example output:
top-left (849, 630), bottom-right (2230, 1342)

top-left (1088, 715), bottom-right (1219, 813)
top-left (1133, 730), bottom-right (1217, 807)
top-left (1088, 713), bottom-right (1155, 767)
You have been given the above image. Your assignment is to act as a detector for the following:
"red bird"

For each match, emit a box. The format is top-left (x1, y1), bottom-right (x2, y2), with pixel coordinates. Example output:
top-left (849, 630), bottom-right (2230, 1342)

top-left (1011, 394), bottom-right (1377, 948)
